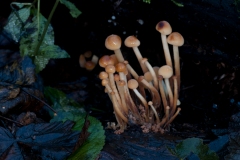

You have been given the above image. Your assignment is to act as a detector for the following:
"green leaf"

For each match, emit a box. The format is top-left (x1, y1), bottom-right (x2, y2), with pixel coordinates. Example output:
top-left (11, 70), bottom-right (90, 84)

top-left (169, 138), bottom-right (219, 160)
top-left (44, 87), bottom-right (105, 160)
top-left (18, 10), bottom-right (70, 72)
top-left (33, 45), bottom-right (70, 72)
top-left (60, 0), bottom-right (82, 18)
top-left (4, 3), bottom-right (32, 42)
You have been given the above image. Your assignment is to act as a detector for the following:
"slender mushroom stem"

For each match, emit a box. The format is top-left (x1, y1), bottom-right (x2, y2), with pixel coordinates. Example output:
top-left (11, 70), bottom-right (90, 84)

top-left (79, 54), bottom-right (86, 68)
top-left (139, 76), bottom-right (161, 108)
top-left (148, 101), bottom-right (160, 124)
top-left (123, 61), bottom-right (139, 80)
top-left (128, 79), bottom-right (149, 121)
top-left (105, 65), bottom-right (122, 105)
top-left (124, 36), bottom-right (148, 73)
top-left (158, 75), bottom-right (168, 113)
top-left (164, 107), bottom-right (181, 128)
top-left (170, 76), bottom-right (178, 117)
top-left (115, 79), bottom-right (129, 115)
top-left (141, 58), bottom-right (158, 90)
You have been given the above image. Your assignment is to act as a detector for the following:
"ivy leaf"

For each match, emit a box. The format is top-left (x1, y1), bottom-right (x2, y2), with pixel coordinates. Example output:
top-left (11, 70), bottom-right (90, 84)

top-left (60, 0), bottom-right (82, 18)
top-left (0, 121), bottom-right (80, 159)
top-left (168, 138), bottom-right (219, 160)
top-left (44, 87), bottom-right (105, 160)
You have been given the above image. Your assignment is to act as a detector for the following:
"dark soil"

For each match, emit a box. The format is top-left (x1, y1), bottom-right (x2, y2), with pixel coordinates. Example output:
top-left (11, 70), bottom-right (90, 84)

top-left (1, 0), bottom-right (240, 159)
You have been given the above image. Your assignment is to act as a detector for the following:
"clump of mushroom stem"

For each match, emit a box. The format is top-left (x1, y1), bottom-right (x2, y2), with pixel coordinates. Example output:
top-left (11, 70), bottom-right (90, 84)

top-left (99, 20), bottom-right (183, 134)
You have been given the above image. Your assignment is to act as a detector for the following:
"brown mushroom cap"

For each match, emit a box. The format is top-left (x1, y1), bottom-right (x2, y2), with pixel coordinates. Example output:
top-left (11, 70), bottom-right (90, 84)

top-left (85, 61), bottom-right (95, 71)
top-left (158, 65), bottom-right (173, 79)
top-left (99, 71), bottom-right (108, 80)
top-left (105, 34), bottom-right (122, 50)
top-left (124, 36), bottom-right (140, 48)
top-left (156, 21), bottom-right (172, 35)
top-left (105, 64), bottom-right (116, 73)
top-left (167, 32), bottom-right (184, 46)
top-left (127, 79), bottom-right (139, 89)
top-left (115, 62), bottom-right (127, 72)
top-left (99, 55), bottom-right (114, 68)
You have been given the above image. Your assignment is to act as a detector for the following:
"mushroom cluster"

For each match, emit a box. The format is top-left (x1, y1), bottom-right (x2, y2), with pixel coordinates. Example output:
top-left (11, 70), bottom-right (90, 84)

top-left (99, 20), bottom-right (184, 134)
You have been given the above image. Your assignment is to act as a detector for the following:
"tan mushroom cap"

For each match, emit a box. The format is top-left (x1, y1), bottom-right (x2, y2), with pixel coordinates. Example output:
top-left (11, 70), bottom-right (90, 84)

top-left (156, 21), bottom-right (172, 35)
top-left (99, 55), bottom-right (114, 68)
top-left (124, 36), bottom-right (140, 47)
top-left (105, 34), bottom-right (122, 50)
top-left (115, 62), bottom-right (127, 72)
top-left (105, 64), bottom-right (116, 73)
top-left (85, 61), bottom-right (95, 71)
top-left (167, 32), bottom-right (184, 46)
top-left (158, 65), bottom-right (173, 79)
top-left (127, 79), bottom-right (139, 89)
top-left (99, 71), bottom-right (108, 80)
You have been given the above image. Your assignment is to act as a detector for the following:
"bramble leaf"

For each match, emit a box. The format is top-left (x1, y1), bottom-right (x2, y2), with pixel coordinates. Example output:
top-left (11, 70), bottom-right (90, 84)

top-left (44, 87), bottom-right (105, 160)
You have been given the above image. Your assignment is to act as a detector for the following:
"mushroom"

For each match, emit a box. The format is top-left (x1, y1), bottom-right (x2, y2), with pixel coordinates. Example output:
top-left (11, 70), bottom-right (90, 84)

top-left (105, 64), bottom-right (122, 105)
top-left (141, 58), bottom-right (158, 90)
top-left (91, 55), bottom-right (99, 65)
top-left (164, 107), bottom-right (181, 128)
top-left (148, 101), bottom-right (160, 124)
top-left (85, 61), bottom-right (96, 71)
top-left (79, 54), bottom-right (86, 68)
top-left (158, 65), bottom-right (173, 108)
top-left (128, 79), bottom-right (149, 120)
top-left (167, 32), bottom-right (184, 90)
top-left (124, 36), bottom-right (148, 73)
top-left (105, 34), bottom-right (124, 62)
top-left (99, 55), bottom-right (115, 68)
top-left (156, 21), bottom-right (172, 67)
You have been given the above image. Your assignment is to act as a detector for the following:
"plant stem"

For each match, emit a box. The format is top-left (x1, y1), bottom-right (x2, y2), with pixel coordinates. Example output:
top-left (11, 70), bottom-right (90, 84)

top-left (33, 0), bottom-right (60, 55)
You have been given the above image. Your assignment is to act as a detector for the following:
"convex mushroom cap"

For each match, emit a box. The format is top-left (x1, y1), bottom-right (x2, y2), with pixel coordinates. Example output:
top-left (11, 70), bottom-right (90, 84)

top-left (99, 55), bottom-right (115, 68)
top-left (124, 36), bottom-right (140, 47)
top-left (127, 79), bottom-right (139, 89)
top-left (105, 34), bottom-right (122, 50)
top-left (156, 21), bottom-right (172, 35)
top-left (158, 65), bottom-right (173, 79)
top-left (167, 32), bottom-right (184, 46)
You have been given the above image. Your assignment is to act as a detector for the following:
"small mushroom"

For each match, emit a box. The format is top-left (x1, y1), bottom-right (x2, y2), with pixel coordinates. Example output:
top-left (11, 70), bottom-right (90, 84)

top-left (124, 36), bottom-right (148, 73)
top-left (128, 79), bottom-right (149, 120)
top-left (167, 32), bottom-right (184, 90)
top-left (158, 65), bottom-right (174, 108)
top-left (156, 21), bottom-right (173, 67)
top-left (105, 34), bottom-right (124, 62)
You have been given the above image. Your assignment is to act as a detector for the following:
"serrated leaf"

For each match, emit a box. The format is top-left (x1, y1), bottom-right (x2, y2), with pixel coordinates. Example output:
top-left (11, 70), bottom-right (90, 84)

top-left (44, 87), bottom-right (105, 160)
top-left (4, 4), bottom-right (31, 42)
top-left (169, 138), bottom-right (219, 160)
top-left (60, 0), bottom-right (81, 18)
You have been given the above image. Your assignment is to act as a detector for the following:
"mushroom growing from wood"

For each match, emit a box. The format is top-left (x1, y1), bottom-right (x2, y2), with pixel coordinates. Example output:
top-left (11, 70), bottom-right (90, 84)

top-left (100, 20), bottom-right (182, 134)
top-left (167, 32), bottom-right (184, 90)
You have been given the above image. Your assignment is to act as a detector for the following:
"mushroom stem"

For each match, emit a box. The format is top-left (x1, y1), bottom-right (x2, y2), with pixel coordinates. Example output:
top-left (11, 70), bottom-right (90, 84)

top-left (141, 58), bottom-right (158, 90)
top-left (158, 75), bottom-right (168, 113)
top-left (164, 107), bottom-right (181, 128)
top-left (133, 47), bottom-right (149, 73)
top-left (170, 76), bottom-right (178, 117)
top-left (116, 79), bottom-right (129, 115)
top-left (139, 76), bottom-right (161, 108)
top-left (148, 101), bottom-right (160, 124)
top-left (128, 79), bottom-right (149, 121)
